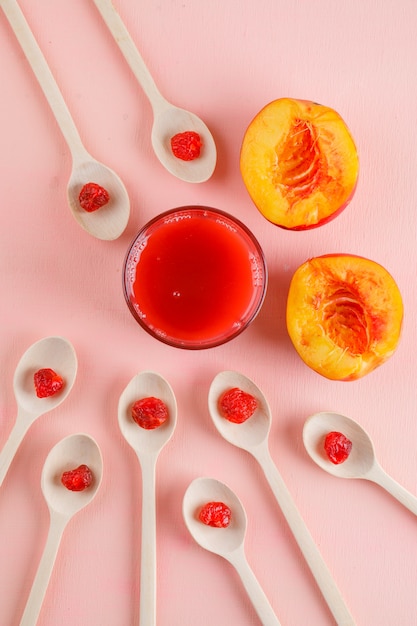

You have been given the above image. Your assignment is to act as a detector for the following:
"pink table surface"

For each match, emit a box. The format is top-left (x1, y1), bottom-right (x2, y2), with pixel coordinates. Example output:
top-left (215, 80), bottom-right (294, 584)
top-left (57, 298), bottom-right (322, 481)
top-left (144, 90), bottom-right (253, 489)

top-left (1, 1), bottom-right (417, 625)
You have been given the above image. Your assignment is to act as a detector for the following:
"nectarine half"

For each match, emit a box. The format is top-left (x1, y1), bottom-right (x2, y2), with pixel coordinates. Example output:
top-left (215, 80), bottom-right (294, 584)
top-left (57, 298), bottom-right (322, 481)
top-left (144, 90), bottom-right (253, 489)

top-left (240, 98), bottom-right (359, 230)
top-left (286, 254), bottom-right (403, 380)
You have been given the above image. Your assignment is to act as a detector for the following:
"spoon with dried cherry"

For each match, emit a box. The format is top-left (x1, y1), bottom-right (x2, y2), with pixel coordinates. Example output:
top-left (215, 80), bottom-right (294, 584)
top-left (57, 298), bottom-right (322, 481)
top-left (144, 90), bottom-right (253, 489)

top-left (19, 433), bottom-right (103, 626)
top-left (118, 371), bottom-right (177, 626)
top-left (183, 477), bottom-right (282, 625)
top-left (0, 336), bottom-right (77, 488)
top-left (91, 0), bottom-right (217, 183)
top-left (1, 0), bottom-right (130, 240)
top-left (303, 411), bottom-right (417, 516)
top-left (208, 370), bottom-right (356, 626)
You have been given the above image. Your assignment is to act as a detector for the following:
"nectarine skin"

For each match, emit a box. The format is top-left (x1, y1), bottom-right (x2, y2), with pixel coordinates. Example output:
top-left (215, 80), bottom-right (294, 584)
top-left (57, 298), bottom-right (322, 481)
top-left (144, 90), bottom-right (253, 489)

top-left (286, 254), bottom-right (403, 381)
top-left (240, 99), bottom-right (359, 230)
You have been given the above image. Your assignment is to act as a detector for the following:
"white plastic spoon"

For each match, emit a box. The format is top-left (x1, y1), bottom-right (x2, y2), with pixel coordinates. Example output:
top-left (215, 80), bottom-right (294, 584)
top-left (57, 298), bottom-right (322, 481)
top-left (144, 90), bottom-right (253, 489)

top-left (303, 411), bottom-right (417, 516)
top-left (19, 433), bottom-right (103, 626)
top-left (183, 477), bottom-right (282, 626)
top-left (118, 371), bottom-right (177, 626)
top-left (91, 0), bottom-right (217, 183)
top-left (0, 336), bottom-right (77, 488)
top-left (208, 371), bottom-right (356, 626)
top-left (1, 0), bottom-right (130, 240)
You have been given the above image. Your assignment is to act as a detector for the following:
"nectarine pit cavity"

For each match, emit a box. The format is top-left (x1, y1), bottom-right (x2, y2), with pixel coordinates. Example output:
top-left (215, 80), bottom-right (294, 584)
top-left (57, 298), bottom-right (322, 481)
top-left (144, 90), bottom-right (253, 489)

top-left (274, 119), bottom-right (329, 202)
top-left (322, 286), bottom-right (370, 356)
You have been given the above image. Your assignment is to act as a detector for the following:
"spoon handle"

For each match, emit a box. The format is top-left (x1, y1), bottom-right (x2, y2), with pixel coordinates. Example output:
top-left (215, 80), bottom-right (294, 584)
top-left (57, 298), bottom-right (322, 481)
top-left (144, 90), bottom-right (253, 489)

top-left (91, 0), bottom-right (166, 110)
top-left (138, 457), bottom-right (157, 626)
top-left (255, 447), bottom-right (356, 626)
top-left (369, 464), bottom-right (417, 516)
top-left (0, 413), bottom-right (31, 488)
top-left (19, 511), bottom-right (67, 626)
top-left (228, 548), bottom-right (282, 626)
top-left (1, 0), bottom-right (87, 160)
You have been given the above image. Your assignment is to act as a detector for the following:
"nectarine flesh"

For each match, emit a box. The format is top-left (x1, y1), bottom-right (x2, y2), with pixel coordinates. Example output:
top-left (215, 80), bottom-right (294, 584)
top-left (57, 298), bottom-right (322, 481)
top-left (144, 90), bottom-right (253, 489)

top-left (240, 98), bottom-right (359, 230)
top-left (286, 255), bottom-right (403, 380)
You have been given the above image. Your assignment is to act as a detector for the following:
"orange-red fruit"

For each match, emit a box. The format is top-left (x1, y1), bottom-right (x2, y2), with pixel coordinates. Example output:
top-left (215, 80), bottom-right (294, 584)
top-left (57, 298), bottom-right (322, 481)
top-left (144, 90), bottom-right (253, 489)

top-left (324, 432), bottom-right (352, 464)
top-left (219, 387), bottom-right (258, 424)
top-left (240, 98), bottom-right (359, 230)
top-left (79, 182), bottom-right (109, 212)
top-left (34, 368), bottom-right (64, 398)
top-left (131, 397), bottom-right (168, 430)
top-left (198, 501), bottom-right (231, 528)
top-left (171, 131), bottom-right (202, 161)
top-left (61, 464), bottom-right (93, 491)
top-left (286, 254), bottom-right (403, 381)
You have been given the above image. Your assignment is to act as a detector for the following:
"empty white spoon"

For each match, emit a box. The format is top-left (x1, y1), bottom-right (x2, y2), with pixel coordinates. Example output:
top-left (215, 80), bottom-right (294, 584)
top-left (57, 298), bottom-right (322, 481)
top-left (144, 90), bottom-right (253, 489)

top-left (183, 477), bottom-right (281, 626)
top-left (1, 0), bottom-right (130, 240)
top-left (19, 433), bottom-right (103, 626)
top-left (118, 371), bottom-right (177, 626)
top-left (0, 336), bottom-right (77, 488)
top-left (209, 371), bottom-right (356, 626)
top-left (303, 411), bottom-right (417, 516)
top-left (91, 0), bottom-right (217, 183)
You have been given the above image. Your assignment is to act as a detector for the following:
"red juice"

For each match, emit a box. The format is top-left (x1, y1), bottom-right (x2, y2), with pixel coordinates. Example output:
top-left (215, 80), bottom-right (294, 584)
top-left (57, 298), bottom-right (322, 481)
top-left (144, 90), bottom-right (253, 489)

top-left (123, 207), bottom-right (266, 348)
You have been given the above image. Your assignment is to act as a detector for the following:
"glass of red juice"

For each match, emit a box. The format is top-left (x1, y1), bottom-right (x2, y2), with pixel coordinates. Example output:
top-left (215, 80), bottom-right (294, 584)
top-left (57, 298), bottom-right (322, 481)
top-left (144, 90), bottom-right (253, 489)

top-left (123, 206), bottom-right (267, 349)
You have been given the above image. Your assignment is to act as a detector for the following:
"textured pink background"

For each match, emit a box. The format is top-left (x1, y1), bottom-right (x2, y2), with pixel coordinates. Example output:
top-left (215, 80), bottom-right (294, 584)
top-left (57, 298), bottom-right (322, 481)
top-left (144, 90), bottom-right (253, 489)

top-left (1, 1), bottom-right (417, 625)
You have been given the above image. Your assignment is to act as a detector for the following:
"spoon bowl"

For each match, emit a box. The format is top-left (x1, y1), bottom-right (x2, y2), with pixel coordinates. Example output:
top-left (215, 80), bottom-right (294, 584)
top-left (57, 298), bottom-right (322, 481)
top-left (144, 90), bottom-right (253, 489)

top-left (13, 335), bottom-right (77, 417)
top-left (19, 433), bottom-right (102, 626)
top-left (208, 371), bottom-right (355, 626)
top-left (208, 370), bottom-right (271, 449)
top-left (92, 0), bottom-right (217, 183)
top-left (151, 106), bottom-right (217, 183)
top-left (66, 155), bottom-right (131, 241)
top-left (0, 336), bottom-right (77, 487)
top-left (302, 411), bottom-right (376, 479)
top-left (118, 370), bottom-right (177, 456)
top-left (1, 0), bottom-right (130, 240)
top-left (183, 477), bottom-right (247, 556)
top-left (118, 371), bottom-right (177, 626)
top-left (42, 432), bottom-right (103, 516)
top-left (303, 411), bottom-right (417, 516)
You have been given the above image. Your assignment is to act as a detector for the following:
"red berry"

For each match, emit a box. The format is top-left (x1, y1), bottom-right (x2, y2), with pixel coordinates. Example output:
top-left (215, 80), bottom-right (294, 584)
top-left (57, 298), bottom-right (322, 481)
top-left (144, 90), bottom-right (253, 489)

top-left (33, 368), bottom-right (64, 398)
top-left (199, 501), bottom-right (231, 528)
top-left (79, 182), bottom-right (110, 212)
top-left (324, 431), bottom-right (352, 464)
top-left (131, 397), bottom-right (168, 430)
top-left (61, 464), bottom-right (93, 491)
top-left (170, 131), bottom-right (202, 161)
top-left (219, 387), bottom-right (258, 424)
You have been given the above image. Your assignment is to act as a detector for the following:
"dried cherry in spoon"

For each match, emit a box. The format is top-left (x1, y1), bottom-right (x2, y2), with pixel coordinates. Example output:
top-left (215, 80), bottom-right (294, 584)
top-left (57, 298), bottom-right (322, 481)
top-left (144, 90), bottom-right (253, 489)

top-left (1, 0), bottom-right (130, 240)
top-left (303, 411), bottom-right (417, 516)
top-left (92, 0), bottom-right (217, 183)
top-left (118, 370), bottom-right (177, 626)
top-left (19, 433), bottom-right (103, 625)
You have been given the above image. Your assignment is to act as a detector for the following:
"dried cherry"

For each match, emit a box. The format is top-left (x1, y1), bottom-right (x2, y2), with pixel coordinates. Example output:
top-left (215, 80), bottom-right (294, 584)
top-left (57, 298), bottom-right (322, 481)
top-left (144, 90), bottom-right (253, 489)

top-left (324, 431), bottom-right (352, 464)
top-left (219, 387), bottom-right (257, 424)
top-left (170, 131), bottom-right (202, 161)
top-left (33, 368), bottom-right (64, 398)
top-left (79, 182), bottom-right (110, 212)
top-left (61, 464), bottom-right (93, 491)
top-left (131, 396), bottom-right (168, 429)
top-left (199, 501), bottom-right (231, 528)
